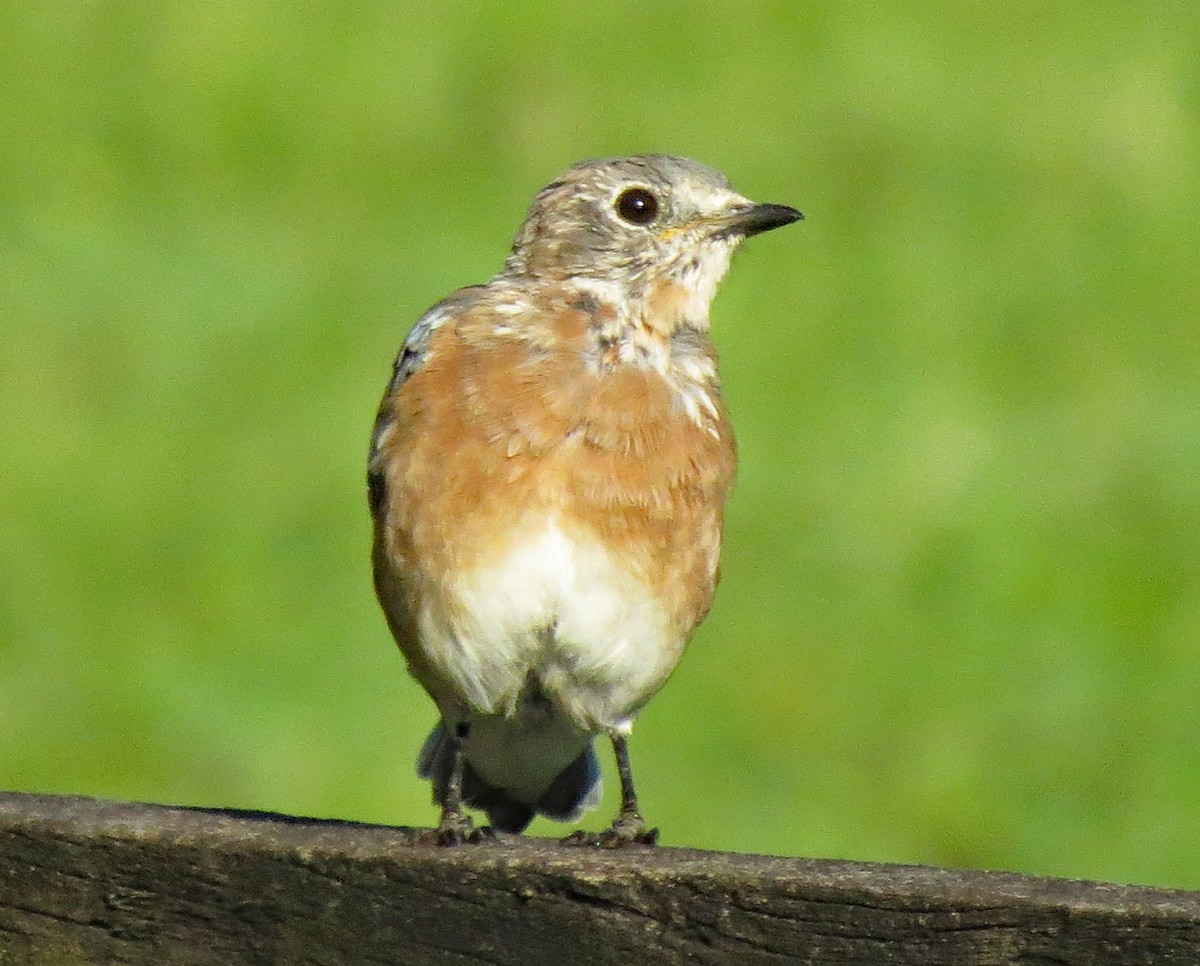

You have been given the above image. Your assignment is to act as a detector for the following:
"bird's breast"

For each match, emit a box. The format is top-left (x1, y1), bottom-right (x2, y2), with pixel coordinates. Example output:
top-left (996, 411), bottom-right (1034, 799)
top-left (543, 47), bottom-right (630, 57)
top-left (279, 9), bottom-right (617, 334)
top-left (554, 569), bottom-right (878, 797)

top-left (376, 312), bottom-right (736, 724)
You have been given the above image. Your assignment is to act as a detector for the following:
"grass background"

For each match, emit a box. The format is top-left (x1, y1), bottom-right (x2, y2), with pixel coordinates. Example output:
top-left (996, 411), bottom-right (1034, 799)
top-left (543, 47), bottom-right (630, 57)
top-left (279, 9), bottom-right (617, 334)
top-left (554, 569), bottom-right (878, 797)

top-left (2, 2), bottom-right (1198, 888)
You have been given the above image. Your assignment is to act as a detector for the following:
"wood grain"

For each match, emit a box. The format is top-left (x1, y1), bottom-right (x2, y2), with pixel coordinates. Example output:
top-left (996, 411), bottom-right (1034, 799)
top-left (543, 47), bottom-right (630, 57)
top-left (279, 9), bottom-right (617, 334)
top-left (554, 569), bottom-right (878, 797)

top-left (1, 792), bottom-right (1197, 965)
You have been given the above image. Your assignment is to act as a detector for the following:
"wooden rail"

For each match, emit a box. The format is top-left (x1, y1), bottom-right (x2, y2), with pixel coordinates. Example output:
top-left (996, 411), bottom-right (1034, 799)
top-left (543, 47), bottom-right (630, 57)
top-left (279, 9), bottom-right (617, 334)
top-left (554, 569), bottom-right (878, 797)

top-left (1, 791), bottom-right (1197, 964)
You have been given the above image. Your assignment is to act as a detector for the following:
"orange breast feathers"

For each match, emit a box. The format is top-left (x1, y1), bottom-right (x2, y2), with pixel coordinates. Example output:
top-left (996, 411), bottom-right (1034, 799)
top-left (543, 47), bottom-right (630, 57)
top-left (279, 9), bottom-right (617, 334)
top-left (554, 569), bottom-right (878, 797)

top-left (372, 297), bottom-right (737, 661)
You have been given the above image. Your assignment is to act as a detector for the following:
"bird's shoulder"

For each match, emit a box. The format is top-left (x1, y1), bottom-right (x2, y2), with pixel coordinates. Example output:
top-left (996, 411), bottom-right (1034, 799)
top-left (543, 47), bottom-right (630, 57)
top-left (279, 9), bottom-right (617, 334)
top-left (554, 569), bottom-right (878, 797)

top-left (367, 285), bottom-right (484, 516)
top-left (367, 279), bottom-right (592, 515)
top-left (387, 284), bottom-right (491, 389)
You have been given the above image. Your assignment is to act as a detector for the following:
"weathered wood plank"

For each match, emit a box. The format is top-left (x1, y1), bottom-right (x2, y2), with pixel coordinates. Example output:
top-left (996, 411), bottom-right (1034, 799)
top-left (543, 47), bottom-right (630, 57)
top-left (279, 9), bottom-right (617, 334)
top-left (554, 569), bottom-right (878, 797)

top-left (0, 791), bottom-right (1197, 965)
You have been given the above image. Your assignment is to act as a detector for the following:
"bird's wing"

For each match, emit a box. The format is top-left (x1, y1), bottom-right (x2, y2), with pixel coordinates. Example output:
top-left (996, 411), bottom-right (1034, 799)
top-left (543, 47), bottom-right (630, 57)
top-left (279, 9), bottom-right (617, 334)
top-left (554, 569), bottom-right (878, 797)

top-left (367, 285), bottom-right (486, 515)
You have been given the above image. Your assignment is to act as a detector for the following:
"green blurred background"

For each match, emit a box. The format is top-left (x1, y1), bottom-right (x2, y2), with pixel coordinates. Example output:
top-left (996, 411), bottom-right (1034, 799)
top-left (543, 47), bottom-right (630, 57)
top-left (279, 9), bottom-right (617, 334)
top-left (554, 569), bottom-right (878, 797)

top-left (2, 1), bottom-right (1198, 889)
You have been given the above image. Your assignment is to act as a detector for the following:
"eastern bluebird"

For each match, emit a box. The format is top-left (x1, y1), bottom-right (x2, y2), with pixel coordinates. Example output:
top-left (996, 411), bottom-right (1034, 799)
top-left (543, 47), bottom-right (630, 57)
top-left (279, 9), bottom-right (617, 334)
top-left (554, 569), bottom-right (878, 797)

top-left (368, 155), bottom-right (801, 844)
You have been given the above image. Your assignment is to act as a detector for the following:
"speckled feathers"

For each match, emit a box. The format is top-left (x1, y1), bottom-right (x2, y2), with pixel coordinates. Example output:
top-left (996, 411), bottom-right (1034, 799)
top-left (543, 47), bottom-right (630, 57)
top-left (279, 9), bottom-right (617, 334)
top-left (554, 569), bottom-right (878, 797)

top-left (368, 155), bottom-right (800, 831)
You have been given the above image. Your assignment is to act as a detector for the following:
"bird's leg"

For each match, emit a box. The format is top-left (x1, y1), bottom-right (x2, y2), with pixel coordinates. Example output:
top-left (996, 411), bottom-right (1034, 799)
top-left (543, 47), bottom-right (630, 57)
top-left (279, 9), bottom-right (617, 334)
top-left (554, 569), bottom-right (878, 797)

top-left (565, 732), bottom-right (659, 847)
top-left (436, 721), bottom-right (484, 845)
top-left (606, 732), bottom-right (659, 844)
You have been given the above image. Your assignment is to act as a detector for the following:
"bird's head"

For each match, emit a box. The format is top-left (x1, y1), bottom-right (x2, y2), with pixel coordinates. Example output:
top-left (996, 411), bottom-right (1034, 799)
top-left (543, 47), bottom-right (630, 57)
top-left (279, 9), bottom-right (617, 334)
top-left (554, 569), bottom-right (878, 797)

top-left (504, 154), bottom-right (801, 323)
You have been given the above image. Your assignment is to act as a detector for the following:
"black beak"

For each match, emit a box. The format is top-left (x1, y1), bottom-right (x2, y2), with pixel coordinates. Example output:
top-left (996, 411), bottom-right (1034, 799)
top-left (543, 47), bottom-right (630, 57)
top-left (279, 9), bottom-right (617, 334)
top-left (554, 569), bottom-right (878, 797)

top-left (719, 203), bottom-right (804, 239)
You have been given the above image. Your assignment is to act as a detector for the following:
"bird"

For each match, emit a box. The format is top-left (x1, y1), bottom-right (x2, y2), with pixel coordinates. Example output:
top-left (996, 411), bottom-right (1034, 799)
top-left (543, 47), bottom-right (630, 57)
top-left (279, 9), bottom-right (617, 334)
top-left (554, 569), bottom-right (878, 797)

top-left (368, 154), bottom-right (801, 845)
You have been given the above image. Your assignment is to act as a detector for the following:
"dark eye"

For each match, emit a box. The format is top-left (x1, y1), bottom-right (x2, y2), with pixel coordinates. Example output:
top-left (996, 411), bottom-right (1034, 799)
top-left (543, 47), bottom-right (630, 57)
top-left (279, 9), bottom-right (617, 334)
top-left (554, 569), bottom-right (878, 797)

top-left (615, 187), bottom-right (659, 225)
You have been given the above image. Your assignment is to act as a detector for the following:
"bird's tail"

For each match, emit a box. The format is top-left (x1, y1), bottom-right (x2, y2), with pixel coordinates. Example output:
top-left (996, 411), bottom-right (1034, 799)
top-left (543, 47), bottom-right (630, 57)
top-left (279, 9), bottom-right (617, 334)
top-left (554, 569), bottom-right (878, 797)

top-left (417, 720), bottom-right (602, 833)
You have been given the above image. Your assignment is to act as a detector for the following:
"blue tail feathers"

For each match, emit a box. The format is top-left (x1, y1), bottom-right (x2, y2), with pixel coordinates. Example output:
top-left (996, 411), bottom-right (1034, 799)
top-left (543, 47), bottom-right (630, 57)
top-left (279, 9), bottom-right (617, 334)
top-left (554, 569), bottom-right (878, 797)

top-left (417, 721), bottom-right (602, 834)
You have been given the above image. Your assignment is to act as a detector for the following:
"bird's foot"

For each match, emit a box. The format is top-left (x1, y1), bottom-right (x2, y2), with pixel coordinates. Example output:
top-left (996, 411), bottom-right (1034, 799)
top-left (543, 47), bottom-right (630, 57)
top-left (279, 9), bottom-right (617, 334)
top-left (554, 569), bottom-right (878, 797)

top-left (426, 808), bottom-right (495, 846)
top-left (564, 809), bottom-right (659, 848)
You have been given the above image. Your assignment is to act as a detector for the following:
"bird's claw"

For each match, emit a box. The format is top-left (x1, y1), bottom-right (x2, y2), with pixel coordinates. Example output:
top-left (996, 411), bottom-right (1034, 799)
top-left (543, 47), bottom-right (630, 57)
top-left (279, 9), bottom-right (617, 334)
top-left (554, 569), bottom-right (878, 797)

top-left (564, 810), bottom-right (659, 848)
top-left (427, 809), bottom-right (495, 846)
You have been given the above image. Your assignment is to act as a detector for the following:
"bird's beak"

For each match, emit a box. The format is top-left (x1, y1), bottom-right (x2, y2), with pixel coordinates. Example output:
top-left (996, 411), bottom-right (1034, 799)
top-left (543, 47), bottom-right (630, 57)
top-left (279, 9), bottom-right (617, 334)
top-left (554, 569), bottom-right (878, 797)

top-left (719, 202), bottom-right (803, 238)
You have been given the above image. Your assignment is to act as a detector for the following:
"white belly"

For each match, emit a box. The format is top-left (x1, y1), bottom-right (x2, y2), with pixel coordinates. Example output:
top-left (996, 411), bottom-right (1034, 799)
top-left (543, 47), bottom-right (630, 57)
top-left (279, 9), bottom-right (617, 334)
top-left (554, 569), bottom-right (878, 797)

top-left (416, 517), bottom-right (678, 731)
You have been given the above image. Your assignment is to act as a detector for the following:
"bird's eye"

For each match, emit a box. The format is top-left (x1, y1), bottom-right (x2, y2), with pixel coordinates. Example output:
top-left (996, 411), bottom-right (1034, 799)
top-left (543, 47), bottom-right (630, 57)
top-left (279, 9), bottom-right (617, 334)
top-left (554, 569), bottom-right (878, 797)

top-left (614, 187), bottom-right (659, 226)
